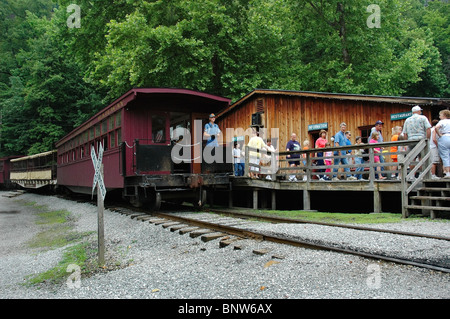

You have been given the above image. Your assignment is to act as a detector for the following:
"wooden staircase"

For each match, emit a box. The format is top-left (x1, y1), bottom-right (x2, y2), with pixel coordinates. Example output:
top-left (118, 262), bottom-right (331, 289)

top-left (406, 179), bottom-right (450, 219)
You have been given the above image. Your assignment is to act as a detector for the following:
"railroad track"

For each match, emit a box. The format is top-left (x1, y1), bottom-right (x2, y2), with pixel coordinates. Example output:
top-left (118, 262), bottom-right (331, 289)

top-left (108, 204), bottom-right (450, 274)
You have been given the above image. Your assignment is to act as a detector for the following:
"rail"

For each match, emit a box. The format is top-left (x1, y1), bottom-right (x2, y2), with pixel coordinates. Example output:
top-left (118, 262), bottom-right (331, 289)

top-left (243, 139), bottom-right (432, 216)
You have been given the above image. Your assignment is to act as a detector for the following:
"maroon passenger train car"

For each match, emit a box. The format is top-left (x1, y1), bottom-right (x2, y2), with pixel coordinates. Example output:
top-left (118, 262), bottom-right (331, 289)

top-left (55, 88), bottom-right (233, 209)
top-left (0, 156), bottom-right (22, 188)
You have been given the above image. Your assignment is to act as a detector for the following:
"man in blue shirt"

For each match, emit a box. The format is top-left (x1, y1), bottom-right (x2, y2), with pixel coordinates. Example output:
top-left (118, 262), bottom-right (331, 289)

top-left (333, 122), bottom-right (357, 180)
top-left (204, 113), bottom-right (221, 147)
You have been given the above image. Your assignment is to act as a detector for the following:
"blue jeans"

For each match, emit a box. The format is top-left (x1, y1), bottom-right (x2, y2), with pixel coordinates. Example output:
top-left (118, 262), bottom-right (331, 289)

top-left (333, 153), bottom-right (351, 178)
top-left (234, 163), bottom-right (245, 176)
top-left (355, 157), bottom-right (364, 179)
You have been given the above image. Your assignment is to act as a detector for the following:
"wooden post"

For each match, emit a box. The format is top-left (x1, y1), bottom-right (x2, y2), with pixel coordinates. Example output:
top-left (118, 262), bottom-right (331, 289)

top-left (97, 164), bottom-right (105, 267)
top-left (303, 189), bottom-right (311, 210)
top-left (373, 186), bottom-right (381, 213)
top-left (401, 162), bottom-right (409, 218)
top-left (271, 190), bottom-right (276, 210)
top-left (244, 146), bottom-right (249, 177)
top-left (253, 189), bottom-right (258, 209)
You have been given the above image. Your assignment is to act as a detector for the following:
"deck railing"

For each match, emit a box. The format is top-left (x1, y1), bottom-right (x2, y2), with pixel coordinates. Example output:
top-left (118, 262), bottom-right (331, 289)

top-left (244, 139), bottom-right (432, 216)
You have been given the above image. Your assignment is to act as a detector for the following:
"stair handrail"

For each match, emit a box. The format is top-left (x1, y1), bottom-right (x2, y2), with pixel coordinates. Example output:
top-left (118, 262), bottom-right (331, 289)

top-left (399, 138), bottom-right (432, 218)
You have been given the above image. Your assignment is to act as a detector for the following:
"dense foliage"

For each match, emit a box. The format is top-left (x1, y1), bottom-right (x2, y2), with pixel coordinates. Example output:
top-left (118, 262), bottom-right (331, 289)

top-left (0, 0), bottom-right (448, 156)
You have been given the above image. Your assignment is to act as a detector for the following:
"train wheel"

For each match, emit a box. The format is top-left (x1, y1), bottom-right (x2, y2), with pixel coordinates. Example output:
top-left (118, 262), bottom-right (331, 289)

top-left (129, 196), bottom-right (144, 208)
top-left (149, 192), bottom-right (161, 212)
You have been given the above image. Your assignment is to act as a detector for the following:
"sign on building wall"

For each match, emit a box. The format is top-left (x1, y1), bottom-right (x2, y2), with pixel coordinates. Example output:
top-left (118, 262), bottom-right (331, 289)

top-left (308, 122), bottom-right (328, 131)
top-left (390, 111), bottom-right (412, 121)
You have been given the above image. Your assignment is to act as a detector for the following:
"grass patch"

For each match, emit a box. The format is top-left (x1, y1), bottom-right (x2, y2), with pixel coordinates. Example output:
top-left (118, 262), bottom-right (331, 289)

top-left (35, 210), bottom-right (71, 225)
top-left (26, 208), bottom-right (92, 249)
top-left (24, 242), bottom-right (91, 287)
top-left (260, 210), bottom-right (430, 224)
top-left (19, 199), bottom-right (131, 287)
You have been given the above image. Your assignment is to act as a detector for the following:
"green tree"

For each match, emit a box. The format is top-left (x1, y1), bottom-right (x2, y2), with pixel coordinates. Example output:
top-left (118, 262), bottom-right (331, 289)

top-left (0, 7), bottom-right (104, 156)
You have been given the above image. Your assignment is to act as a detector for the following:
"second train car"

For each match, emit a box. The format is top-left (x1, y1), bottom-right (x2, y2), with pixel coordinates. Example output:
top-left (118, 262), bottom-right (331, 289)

top-left (54, 88), bottom-right (233, 209)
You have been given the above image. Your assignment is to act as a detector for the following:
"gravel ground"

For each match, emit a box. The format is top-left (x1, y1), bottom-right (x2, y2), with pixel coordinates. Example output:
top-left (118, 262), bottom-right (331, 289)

top-left (1, 190), bottom-right (449, 302)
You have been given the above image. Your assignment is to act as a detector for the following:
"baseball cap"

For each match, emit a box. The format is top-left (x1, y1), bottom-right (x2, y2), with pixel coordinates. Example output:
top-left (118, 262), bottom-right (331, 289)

top-left (375, 120), bottom-right (384, 125)
top-left (209, 113), bottom-right (216, 118)
top-left (411, 105), bottom-right (422, 112)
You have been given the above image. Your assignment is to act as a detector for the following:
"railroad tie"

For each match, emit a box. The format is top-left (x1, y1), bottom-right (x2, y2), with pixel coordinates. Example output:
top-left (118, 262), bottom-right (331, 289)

top-left (161, 222), bottom-right (181, 228)
top-left (137, 215), bottom-right (155, 221)
top-left (129, 213), bottom-right (147, 219)
top-left (201, 232), bottom-right (228, 242)
top-left (179, 227), bottom-right (200, 235)
top-left (253, 248), bottom-right (272, 256)
top-left (219, 237), bottom-right (242, 248)
top-left (189, 229), bottom-right (215, 238)
top-left (170, 224), bottom-right (189, 232)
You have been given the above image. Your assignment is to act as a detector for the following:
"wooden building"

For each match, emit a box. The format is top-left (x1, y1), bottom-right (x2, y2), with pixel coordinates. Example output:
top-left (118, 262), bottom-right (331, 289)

top-left (216, 89), bottom-right (450, 150)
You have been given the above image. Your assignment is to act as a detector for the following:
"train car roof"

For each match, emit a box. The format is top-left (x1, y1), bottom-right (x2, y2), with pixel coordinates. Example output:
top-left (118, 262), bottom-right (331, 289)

top-left (10, 150), bottom-right (57, 162)
top-left (55, 88), bottom-right (231, 147)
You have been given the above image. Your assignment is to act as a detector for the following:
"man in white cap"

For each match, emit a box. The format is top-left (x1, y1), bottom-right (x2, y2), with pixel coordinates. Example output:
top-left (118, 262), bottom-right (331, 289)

top-left (204, 113), bottom-right (221, 147)
top-left (401, 105), bottom-right (431, 181)
top-left (402, 105), bottom-right (431, 141)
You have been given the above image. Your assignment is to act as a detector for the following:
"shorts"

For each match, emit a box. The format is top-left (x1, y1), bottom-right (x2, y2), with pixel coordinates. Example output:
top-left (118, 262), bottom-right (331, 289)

top-left (288, 157), bottom-right (300, 166)
top-left (249, 157), bottom-right (260, 172)
top-left (438, 136), bottom-right (450, 167)
top-left (430, 148), bottom-right (440, 164)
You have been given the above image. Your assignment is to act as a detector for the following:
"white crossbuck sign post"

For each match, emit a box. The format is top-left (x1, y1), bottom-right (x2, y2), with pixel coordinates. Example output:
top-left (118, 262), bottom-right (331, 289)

top-left (91, 143), bottom-right (106, 201)
top-left (91, 143), bottom-right (106, 266)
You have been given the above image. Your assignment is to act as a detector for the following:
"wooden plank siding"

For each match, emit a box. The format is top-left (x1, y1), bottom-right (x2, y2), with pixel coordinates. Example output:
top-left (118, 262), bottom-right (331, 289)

top-left (216, 90), bottom-right (448, 156)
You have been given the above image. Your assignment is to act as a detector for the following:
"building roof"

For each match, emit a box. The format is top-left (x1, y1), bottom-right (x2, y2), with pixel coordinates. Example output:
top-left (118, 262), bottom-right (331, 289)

top-left (217, 89), bottom-right (450, 118)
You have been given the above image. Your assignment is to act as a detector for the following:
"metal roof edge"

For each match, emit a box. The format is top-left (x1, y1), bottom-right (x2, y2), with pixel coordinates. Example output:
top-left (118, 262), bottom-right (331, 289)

top-left (217, 88), bottom-right (450, 118)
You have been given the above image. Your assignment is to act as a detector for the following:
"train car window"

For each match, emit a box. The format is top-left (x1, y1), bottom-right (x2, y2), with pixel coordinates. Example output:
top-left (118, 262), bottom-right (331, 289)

top-left (117, 128), bottom-right (122, 145)
top-left (103, 136), bottom-right (108, 151)
top-left (90, 127), bottom-right (94, 140)
top-left (102, 120), bottom-right (107, 135)
top-left (116, 112), bottom-right (121, 127)
top-left (107, 117), bottom-right (111, 131)
top-left (95, 124), bottom-right (100, 138)
top-left (110, 131), bottom-right (115, 148)
top-left (152, 114), bottom-right (166, 144)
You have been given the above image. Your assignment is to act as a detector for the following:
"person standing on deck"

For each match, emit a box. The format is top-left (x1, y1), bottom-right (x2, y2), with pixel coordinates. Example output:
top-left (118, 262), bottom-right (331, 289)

top-left (286, 133), bottom-right (301, 181)
top-left (332, 123), bottom-right (357, 181)
top-left (371, 120), bottom-right (385, 178)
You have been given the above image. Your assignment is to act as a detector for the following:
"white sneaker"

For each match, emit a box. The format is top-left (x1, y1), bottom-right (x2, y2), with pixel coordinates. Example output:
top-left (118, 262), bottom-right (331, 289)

top-left (332, 177), bottom-right (340, 181)
top-left (303, 176), bottom-right (307, 181)
top-left (431, 175), bottom-right (440, 180)
top-left (266, 175), bottom-right (272, 180)
top-left (289, 176), bottom-right (298, 182)
top-left (348, 176), bottom-right (357, 181)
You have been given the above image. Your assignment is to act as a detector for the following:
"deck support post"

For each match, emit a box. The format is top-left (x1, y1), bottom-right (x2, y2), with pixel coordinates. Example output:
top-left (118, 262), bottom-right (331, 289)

top-left (271, 190), bottom-right (276, 210)
top-left (303, 189), bottom-right (311, 211)
top-left (373, 187), bottom-right (381, 213)
top-left (253, 189), bottom-right (258, 210)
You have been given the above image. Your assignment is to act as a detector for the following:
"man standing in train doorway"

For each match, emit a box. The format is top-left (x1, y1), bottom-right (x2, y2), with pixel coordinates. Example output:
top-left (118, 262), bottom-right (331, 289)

top-left (204, 113), bottom-right (221, 147)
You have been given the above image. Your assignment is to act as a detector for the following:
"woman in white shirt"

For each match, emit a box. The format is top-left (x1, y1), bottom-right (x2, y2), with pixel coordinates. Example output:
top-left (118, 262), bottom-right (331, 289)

top-left (435, 109), bottom-right (450, 178)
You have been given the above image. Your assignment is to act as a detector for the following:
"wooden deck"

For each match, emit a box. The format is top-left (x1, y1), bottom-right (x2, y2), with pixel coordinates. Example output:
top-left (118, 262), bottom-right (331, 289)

top-left (224, 138), bottom-right (448, 218)
top-left (229, 176), bottom-right (404, 213)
